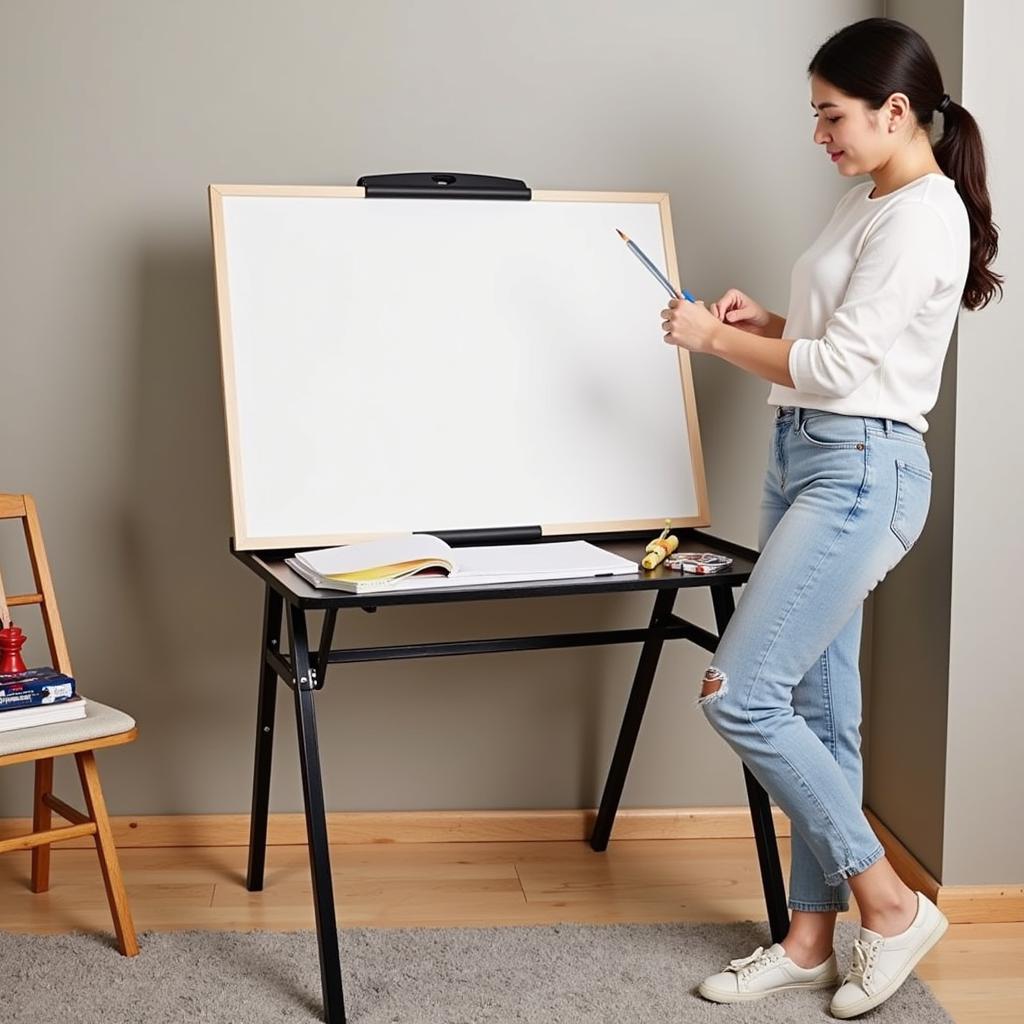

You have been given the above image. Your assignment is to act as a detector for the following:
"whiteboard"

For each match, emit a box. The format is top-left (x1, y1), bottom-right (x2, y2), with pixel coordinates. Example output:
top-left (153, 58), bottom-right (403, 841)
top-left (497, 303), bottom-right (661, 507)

top-left (210, 185), bottom-right (709, 550)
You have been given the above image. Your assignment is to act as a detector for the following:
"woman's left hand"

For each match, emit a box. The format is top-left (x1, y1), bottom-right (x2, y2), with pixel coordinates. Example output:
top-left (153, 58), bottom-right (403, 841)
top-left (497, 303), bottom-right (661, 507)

top-left (661, 297), bottom-right (720, 354)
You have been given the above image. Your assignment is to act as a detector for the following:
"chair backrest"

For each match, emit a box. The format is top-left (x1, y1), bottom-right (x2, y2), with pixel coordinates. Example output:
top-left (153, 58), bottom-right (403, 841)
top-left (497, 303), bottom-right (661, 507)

top-left (0, 494), bottom-right (72, 676)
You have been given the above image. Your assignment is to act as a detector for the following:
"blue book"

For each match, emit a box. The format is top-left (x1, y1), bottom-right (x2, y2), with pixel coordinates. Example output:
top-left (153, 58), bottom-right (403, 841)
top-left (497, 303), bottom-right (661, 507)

top-left (0, 666), bottom-right (71, 688)
top-left (0, 667), bottom-right (77, 712)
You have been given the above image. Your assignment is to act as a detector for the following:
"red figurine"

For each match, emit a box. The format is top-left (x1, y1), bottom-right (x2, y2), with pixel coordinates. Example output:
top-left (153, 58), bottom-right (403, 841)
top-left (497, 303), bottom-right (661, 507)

top-left (0, 625), bottom-right (28, 675)
top-left (0, 568), bottom-right (26, 674)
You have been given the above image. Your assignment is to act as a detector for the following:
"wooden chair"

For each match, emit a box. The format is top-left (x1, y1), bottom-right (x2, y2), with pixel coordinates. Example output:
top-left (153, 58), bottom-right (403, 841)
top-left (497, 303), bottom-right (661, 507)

top-left (0, 493), bottom-right (138, 955)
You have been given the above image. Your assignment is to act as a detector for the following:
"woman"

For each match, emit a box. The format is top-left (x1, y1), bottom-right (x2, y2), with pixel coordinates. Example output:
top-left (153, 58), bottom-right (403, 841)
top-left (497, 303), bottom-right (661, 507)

top-left (660, 17), bottom-right (1001, 1020)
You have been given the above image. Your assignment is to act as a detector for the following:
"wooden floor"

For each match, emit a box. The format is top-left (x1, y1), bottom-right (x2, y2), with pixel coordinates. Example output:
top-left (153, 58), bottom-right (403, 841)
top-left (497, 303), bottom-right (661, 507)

top-left (1, 834), bottom-right (1020, 1022)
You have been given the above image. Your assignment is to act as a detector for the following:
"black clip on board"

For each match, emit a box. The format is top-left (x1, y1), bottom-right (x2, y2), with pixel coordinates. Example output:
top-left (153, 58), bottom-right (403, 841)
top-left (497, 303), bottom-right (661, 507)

top-left (357, 171), bottom-right (531, 200)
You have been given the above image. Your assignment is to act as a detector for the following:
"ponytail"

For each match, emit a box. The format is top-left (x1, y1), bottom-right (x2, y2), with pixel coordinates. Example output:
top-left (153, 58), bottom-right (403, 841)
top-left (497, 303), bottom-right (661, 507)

top-left (933, 98), bottom-right (1003, 310)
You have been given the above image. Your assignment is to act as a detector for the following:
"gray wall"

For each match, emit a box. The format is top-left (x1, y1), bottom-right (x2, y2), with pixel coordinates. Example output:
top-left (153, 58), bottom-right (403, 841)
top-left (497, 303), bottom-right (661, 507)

top-left (941, 0), bottom-right (1024, 885)
top-left (16, 2), bottom-right (1015, 888)
top-left (0, 0), bottom-right (870, 818)
top-left (2, 0), bottom-right (1007, 888)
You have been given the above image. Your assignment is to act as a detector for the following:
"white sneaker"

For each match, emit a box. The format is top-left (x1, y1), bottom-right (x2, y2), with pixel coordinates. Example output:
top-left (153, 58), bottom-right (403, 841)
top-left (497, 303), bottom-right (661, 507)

top-left (830, 890), bottom-right (949, 1019)
top-left (698, 941), bottom-right (840, 1003)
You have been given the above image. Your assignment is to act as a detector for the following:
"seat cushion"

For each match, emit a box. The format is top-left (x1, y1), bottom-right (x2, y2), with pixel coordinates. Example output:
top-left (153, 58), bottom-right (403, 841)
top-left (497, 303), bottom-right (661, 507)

top-left (0, 698), bottom-right (135, 757)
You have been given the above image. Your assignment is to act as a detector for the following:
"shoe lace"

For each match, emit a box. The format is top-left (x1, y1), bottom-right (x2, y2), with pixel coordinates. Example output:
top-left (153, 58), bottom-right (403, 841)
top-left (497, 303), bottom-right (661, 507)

top-left (725, 945), bottom-right (781, 979)
top-left (845, 937), bottom-right (881, 988)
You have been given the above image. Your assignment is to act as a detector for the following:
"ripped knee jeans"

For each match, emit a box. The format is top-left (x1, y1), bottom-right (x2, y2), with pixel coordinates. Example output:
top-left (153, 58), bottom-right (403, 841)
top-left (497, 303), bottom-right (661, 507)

top-left (697, 408), bottom-right (932, 910)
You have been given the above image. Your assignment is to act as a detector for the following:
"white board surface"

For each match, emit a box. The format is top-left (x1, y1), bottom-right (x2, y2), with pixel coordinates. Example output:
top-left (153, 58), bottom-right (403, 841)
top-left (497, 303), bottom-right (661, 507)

top-left (211, 186), bottom-right (708, 549)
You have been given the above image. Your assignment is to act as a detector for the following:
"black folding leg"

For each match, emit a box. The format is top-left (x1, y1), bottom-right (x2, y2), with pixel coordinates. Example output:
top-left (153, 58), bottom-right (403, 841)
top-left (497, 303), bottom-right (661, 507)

top-left (290, 604), bottom-right (347, 1024)
top-left (710, 584), bottom-right (790, 943)
top-left (591, 587), bottom-right (679, 851)
top-left (247, 585), bottom-right (283, 891)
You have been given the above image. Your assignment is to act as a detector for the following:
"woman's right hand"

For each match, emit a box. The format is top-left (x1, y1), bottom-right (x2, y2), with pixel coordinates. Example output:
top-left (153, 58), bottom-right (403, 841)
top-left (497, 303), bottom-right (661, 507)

top-left (709, 289), bottom-right (772, 336)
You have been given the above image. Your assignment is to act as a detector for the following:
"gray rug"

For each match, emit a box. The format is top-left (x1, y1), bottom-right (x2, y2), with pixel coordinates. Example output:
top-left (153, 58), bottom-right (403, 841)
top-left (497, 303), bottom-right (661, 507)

top-left (2, 919), bottom-right (954, 1023)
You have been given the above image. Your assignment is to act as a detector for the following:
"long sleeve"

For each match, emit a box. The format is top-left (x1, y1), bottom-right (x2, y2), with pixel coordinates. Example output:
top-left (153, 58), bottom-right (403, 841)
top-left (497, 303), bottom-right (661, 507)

top-left (787, 203), bottom-right (954, 399)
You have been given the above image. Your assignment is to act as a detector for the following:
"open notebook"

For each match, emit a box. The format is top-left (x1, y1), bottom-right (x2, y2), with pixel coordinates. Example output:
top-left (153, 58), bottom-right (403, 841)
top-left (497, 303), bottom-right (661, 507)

top-left (286, 535), bottom-right (638, 594)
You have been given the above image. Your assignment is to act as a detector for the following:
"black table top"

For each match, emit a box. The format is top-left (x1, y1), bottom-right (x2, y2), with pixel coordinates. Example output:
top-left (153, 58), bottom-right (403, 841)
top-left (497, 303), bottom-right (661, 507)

top-left (231, 529), bottom-right (758, 610)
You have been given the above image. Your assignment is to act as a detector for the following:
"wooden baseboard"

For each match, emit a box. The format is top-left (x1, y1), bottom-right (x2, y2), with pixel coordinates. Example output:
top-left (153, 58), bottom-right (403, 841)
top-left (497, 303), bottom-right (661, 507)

top-left (2, 807), bottom-right (1019, 922)
top-left (866, 808), bottom-right (1024, 923)
top-left (0, 806), bottom-right (791, 849)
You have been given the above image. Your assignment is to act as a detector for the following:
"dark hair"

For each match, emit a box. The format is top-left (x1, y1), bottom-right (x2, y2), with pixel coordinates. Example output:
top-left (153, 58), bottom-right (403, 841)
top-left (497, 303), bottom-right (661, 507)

top-left (809, 17), bottom-right (1002, 311)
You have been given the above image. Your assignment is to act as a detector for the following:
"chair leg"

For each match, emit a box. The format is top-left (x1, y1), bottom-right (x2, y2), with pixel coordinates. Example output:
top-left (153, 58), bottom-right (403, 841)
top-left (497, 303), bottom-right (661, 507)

top-left (75, 751), bottom-right (139, 956)
top-left (31, 758), bottom-right (54, 893)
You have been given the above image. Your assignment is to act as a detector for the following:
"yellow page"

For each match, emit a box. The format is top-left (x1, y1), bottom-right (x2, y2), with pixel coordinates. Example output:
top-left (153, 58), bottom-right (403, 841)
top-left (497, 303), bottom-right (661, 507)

top-left (325, 558), bottom-right (453, 584)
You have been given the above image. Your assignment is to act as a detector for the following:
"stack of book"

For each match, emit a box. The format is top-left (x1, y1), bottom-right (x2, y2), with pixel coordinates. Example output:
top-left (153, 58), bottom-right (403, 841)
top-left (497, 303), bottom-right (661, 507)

top-left (0, 666), bottom-right (86, 734)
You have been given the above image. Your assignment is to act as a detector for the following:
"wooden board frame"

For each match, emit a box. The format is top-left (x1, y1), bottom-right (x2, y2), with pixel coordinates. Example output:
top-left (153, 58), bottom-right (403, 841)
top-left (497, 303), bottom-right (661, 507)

top-left (209, 184), bottom-right (711, 550)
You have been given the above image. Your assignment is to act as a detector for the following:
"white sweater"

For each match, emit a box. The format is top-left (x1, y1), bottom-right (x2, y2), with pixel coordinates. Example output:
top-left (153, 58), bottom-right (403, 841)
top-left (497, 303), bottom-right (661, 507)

top-left (768, 172), bottom-right (970, 432)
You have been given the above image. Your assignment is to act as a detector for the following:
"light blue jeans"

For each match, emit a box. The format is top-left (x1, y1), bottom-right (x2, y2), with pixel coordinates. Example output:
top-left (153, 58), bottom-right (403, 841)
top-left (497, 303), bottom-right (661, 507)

top-left (699, 406), bottom-right (933, 911)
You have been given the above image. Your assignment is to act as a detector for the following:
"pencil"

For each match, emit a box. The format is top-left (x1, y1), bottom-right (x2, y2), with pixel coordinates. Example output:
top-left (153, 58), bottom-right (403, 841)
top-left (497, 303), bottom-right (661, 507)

top-left (616, 229), bottom-right (695, 303)
top-left (0, 566), bottom-right (10, 630)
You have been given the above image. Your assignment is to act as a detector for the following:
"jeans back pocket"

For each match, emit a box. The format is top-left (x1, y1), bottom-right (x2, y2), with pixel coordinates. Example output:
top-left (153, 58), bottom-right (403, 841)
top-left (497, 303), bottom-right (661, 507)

top-left (890, 459), bottom-right (933, 551)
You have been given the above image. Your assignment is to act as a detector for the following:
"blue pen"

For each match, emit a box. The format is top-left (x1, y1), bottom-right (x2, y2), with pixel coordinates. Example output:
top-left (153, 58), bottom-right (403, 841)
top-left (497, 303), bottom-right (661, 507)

top-left (616, 228), bottom-right (696, 303)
